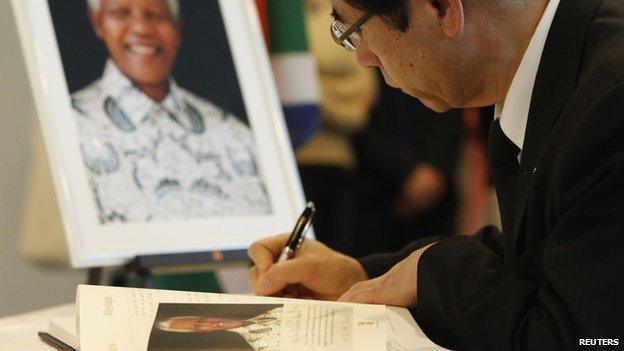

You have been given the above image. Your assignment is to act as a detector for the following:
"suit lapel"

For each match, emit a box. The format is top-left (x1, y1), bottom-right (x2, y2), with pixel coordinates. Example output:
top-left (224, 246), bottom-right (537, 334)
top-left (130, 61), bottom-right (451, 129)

top-left (510, 0), bottom-right (603, 255)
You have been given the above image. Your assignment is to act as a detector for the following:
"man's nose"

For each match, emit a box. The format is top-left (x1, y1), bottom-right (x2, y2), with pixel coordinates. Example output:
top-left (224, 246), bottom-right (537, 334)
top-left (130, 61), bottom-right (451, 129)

top-left (128, 13), bottom-right (156, 36)
top-left (355, 40), bottom-right (381, 68)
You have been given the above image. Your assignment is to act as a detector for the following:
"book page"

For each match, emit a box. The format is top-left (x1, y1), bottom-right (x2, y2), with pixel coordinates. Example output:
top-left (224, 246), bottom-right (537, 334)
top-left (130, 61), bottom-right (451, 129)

top-left (77, 284), bottom-right (386, 351)
top-left (386, 307), bottom-right (449, 351)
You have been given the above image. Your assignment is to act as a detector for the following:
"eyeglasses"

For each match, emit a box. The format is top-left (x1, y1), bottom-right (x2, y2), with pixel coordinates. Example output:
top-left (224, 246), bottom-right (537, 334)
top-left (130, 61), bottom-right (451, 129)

top-left (330, 12), bottom-right (373, 52)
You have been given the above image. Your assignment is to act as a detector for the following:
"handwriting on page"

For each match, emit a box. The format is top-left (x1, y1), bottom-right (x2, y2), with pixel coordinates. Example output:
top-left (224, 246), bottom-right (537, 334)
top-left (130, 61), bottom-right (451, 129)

top-left (283, 304), bottom-right (353, 351)
top-left (126, 289), bottom-right (158, 318)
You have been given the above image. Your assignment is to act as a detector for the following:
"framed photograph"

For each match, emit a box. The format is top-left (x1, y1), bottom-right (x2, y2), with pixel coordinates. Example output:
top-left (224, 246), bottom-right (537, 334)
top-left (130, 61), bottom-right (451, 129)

top-left (12, 0), bottom-right (306, 267)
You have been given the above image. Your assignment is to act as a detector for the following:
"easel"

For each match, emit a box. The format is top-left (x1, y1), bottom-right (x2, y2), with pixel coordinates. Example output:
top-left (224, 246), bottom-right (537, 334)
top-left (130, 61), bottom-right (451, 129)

top-left (87, 249), bottom-right (249, 288)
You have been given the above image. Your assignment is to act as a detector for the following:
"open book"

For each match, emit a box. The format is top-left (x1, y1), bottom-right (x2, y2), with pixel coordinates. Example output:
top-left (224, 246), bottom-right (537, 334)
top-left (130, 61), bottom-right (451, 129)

top-left (45, 285), bottom-right (445, 351)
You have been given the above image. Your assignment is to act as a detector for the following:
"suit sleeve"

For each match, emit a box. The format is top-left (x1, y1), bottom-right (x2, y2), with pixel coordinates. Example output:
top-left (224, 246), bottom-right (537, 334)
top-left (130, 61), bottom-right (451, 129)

top-left (358, 226), bottom-right (503, 279)
top-left (414, 84), bottom-right (624, 351)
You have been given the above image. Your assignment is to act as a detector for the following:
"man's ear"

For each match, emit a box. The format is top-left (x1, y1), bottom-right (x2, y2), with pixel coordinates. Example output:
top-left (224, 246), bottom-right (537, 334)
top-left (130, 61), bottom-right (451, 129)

top-left (429, 0), bottom-right (464, 38)
top-left (88, 9), bottom-right (103, 39)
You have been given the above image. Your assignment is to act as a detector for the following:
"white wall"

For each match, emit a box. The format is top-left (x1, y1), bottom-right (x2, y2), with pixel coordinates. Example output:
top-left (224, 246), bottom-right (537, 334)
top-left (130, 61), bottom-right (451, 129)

top-left (0, 0), bottom-right (84, 318)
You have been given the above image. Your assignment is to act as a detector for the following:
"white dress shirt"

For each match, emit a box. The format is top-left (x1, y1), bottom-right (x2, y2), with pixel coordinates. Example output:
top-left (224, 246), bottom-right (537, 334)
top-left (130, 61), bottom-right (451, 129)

top-left (495, 0), bottom-right (561, 156)
top-left (72, 61), bottom-right (271, 223)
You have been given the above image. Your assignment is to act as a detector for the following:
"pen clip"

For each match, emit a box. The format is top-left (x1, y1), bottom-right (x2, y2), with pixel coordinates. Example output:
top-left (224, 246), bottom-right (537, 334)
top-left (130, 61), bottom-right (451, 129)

top-left (291, 202), bottom-right (315, 249)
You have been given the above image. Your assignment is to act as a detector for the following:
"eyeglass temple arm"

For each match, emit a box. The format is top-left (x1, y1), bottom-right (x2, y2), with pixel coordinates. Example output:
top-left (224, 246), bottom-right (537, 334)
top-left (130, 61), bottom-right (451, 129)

top-left (337, 12), bottom-right (374, 43)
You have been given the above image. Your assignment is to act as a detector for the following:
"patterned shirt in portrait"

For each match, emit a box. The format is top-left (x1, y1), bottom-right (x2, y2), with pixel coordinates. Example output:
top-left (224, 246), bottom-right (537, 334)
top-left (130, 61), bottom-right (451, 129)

top-left (233, 309), bottom-right (282, 351)
top-left (72, 61), bottom-right (271, 223)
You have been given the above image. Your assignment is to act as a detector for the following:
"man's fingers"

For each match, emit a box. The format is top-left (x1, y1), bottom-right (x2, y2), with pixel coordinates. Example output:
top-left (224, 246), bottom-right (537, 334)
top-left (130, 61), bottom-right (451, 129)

top-left (248, 265), bottom-right (260, 286)
top-left (339, 284), bottom-right (377, 303)
top-left (247, 233), bottom-right (290, 271)
top-left (338, 278), bottom-right (381, 304)
top-left (254, 256), bottom-right (315, 296)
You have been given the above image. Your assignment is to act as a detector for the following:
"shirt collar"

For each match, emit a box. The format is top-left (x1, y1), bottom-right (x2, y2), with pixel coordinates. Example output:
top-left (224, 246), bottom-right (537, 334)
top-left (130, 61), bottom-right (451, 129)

top-left (495, 0), bottom-right (561, 150)
top-left (100, 60), bottom-right (188, 126)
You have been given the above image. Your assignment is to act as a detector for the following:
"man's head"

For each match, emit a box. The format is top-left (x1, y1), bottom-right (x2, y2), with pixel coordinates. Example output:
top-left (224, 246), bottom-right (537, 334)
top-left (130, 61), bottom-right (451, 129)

top-left (87, 0), bottom-right (182, 95)
top-left (332, 0), bottom-right (543, 112)
top-left (344, 0), bottom-right (411, 31)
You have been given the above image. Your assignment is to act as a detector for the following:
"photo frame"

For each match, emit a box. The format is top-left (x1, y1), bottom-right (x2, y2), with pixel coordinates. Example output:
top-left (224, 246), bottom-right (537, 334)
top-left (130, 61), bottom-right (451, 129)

top-left (12, 0), bottom-right (307, 268)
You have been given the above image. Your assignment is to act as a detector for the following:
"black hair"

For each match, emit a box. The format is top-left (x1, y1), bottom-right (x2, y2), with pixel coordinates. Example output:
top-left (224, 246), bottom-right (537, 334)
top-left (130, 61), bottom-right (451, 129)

top-left (344, 0), bottom-right (410, 31)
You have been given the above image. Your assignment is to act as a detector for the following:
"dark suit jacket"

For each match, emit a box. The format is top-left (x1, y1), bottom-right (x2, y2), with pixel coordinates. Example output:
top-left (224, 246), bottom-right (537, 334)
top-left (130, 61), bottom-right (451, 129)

top-left (359, 0), bottom-right (624, 349)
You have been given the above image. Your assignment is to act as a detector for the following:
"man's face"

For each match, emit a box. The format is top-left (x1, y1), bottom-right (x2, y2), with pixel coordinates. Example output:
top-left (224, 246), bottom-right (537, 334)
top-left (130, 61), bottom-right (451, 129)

top-left (166, 317), bottom-right (247, 332)
top-left (331, 0), bottom-right (486, 112)
top-left (90, 0), bottom-right (181, 87)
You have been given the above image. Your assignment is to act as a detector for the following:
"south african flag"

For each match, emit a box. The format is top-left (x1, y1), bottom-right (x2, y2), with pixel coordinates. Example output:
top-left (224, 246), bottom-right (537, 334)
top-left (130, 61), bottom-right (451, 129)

top-left (256, 0), bottom-right (321, 149)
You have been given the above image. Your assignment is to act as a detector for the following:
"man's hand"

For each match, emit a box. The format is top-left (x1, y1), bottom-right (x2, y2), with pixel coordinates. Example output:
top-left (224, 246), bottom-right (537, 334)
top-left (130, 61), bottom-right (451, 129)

top-left (248, 233), bottom-right (368, 300)
top-left (338, 243), bottom-right (435, 307)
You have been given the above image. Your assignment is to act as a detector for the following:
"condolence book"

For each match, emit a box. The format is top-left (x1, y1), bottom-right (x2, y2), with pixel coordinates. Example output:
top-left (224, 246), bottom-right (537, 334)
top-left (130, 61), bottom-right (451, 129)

top-left (43, 285), bottom-right (445, 351)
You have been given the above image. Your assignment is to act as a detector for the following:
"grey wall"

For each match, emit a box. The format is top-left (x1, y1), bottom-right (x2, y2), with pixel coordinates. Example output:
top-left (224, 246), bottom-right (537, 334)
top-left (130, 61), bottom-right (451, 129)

top-left (0, 0), bottom-right (84, 318)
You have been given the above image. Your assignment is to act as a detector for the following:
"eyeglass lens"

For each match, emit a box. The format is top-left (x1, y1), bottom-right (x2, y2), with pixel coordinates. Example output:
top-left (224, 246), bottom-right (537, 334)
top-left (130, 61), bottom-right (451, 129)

top-left (331, 20), bottom-right (358, 51)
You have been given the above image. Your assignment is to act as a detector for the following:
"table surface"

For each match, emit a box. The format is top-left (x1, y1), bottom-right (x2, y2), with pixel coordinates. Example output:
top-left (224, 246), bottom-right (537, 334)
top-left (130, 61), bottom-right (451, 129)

top-left (0, 303), bottom-right (75, 350)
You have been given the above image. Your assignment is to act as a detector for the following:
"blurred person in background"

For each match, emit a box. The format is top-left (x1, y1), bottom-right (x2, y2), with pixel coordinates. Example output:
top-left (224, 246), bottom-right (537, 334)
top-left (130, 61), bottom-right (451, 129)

top-left (296, 0), bottom-right (378, 254)
top-left (352, 78), bottom-right (463, 257)
top-left (456, 106), bottom-right (500, 234)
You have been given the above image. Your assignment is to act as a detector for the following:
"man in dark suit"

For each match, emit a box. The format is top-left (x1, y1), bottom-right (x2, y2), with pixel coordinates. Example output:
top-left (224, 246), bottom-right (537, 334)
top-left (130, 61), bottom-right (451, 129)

top-left (247, 0), bottom-right (624, 349)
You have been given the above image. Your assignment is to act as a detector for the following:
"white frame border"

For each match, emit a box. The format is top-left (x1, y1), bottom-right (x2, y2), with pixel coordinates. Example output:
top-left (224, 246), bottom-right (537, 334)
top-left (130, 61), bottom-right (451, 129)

top-left (11, 0), bottom-right (307, 268)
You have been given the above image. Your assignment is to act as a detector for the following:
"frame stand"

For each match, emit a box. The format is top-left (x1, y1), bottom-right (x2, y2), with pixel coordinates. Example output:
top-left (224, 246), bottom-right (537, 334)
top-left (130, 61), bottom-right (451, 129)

top-left (87, 267), bottom-right (103, 285)
top-left (106, 249), bottom-right (249, 288)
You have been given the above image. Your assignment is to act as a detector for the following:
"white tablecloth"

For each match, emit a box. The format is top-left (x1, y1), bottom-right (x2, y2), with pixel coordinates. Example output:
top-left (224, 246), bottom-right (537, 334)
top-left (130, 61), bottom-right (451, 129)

top-left (0, 304), bottom-right (75, 350)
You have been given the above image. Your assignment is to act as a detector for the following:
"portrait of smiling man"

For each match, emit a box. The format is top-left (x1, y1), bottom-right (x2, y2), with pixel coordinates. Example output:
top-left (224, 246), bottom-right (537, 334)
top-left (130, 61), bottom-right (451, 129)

top-left (248, 0), bottom-right (624, 349)
top-left (148, 303), bottom-right (282, 351)
top-left (68, 0), bottom-right (271, 223)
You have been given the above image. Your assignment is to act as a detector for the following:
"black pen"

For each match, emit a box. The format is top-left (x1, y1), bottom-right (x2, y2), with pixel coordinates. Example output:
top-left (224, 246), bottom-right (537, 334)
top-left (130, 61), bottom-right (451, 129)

top-left (38, 332), bottom-right (78, 351)
top-left (278, 202), bottom-right (316, 262)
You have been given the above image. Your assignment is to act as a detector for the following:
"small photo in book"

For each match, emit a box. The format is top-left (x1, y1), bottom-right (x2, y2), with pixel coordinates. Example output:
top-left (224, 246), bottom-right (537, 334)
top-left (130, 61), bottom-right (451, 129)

top-left (149, 303), bottom-right (284, 351)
